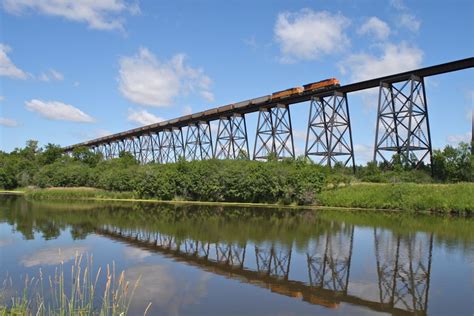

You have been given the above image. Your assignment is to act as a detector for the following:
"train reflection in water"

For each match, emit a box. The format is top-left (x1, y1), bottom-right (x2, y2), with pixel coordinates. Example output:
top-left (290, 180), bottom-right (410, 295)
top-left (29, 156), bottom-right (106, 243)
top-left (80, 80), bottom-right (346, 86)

top-left (97, 224), bottom-right (433, 315)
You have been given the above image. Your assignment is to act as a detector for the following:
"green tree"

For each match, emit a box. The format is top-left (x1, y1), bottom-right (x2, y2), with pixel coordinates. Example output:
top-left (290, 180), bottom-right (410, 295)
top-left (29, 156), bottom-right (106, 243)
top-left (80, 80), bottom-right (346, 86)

top-left (40, 143), bottom-right (63, 165)
top-left (72, 147), bottom-right (102, 167)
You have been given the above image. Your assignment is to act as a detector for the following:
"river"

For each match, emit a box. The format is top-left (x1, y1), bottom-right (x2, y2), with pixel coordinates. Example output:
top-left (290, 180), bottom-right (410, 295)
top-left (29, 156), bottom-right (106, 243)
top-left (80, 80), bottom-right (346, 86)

top-left (0, 195), bottom-right (473, 315)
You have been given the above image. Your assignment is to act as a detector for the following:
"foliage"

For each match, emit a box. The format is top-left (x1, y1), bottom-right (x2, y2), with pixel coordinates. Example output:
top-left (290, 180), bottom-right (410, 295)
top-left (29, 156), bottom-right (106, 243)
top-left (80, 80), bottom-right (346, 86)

top-left (0, 140), bottom-right (472, 207)
top-left (432, 142), bottom-right (473, 182)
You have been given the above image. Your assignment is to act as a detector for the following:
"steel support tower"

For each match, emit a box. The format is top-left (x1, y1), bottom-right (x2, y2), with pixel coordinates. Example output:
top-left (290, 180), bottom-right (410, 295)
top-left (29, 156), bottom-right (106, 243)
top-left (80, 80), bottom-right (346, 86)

top-left (158, 128), bottom-right (185, 163)
top-left (374, 75), bottom-right (432, 168)
top-left (305, 91), bottom-right (355, 168)
top-left (253, 104), bottom-right (295, 160)
top-left (184, 121), bottom-right (213, 161)
top-left (214, 114), bottom-right (250, 159)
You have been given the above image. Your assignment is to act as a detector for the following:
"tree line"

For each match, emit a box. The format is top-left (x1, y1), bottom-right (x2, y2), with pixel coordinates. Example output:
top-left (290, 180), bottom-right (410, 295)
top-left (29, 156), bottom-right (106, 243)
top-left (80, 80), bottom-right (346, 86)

top-left (0, 140), bottom-right (472, 204)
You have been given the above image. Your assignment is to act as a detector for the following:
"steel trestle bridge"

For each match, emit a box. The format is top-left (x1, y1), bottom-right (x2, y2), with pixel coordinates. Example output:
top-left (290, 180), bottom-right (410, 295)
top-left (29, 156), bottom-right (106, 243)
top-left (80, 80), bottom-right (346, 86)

top-left (64, 57), bottom-right (473, 167)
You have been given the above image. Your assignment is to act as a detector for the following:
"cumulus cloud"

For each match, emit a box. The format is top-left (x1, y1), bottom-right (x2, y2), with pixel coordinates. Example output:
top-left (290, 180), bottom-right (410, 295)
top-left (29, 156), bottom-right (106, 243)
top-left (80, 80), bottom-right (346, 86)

top-left (2, 0), bottom-right (139, 31)
top-left (389, 0), bottom-right (421, 33)
top-left (39, 69), bottom-right (64, 82)
top-left (339, 41), bottom-right (423, 83)
top-left (358, 17), bottom-right (390, 40)
top-left (127, 108), bottom-right (165, 126)
top-left (390, 0), bottom-right (407, 11)
top-left (183, 106), bottom-right (193, 115)
top-left (0, 96), bottom-right (4, 101)
top-left (118, 48), bottom-right (213, 107)
top-left (354, 144), bottom-right (374, 164)
top-left (25, 99), bottom-right (95, 123)
top-left (125, 264), bottom-right (210, 315)
top-left (21, 246), bottom-right (88, 267)
top-left (0, 238), bottom-right (14, 247)
top-left (0, 43), bottom-right (27, 79)
top-left (447, 132), bottom-right (472, 145)
top-left (274, 9), bottom-right (350, 62)
top-left (200, 90), bottom-right (215, 103)
top-left (0, 117), bottom-right (18, 127)
top-left (123, 247), bottom-right (151, 262)
top-left (399, 14), bottom-right (421, 32)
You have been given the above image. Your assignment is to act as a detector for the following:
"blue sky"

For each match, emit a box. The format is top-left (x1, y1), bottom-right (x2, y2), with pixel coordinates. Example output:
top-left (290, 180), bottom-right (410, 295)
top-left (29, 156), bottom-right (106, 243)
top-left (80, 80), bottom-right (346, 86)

top-left (0, 0), bottom-right (472, 163)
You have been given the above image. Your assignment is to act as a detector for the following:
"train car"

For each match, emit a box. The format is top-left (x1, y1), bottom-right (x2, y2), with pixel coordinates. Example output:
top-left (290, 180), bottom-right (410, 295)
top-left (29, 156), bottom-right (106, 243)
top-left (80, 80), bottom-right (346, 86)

top-left (271, 87), bottom-right (304, 100)
top-left (234, 99), bottom-right (251, 109)
top-left (249, 95), bottom-right (270, 105)
top-left (303, 78), bottom-right (340, 92)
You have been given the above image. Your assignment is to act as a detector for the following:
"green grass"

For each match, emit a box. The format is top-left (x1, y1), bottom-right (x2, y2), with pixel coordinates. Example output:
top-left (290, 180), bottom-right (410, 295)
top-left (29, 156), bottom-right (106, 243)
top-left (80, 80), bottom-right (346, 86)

top-left (318, 182), bottom-right (474, 214)
top-left (19, 182), bottom-right (474, 214)
top-left (24, 188), bottom-right (135, 201)
top-left (0, 253), bottom-right (149, 316)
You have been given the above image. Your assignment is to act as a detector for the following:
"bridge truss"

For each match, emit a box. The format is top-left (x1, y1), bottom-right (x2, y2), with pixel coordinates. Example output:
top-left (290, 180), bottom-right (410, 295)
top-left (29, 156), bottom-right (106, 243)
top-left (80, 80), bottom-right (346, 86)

top-left (65, 58), bottom-right (473, 168)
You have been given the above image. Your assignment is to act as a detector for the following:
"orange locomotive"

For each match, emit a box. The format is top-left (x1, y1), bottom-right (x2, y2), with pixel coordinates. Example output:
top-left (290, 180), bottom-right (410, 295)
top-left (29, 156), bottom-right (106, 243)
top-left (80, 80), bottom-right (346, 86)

top-left (271, 78), bottom-right (340, 100)
top-left (303, 78), bottom-right (340, 91)
top-left (271, 87), bottom-right (304, 100)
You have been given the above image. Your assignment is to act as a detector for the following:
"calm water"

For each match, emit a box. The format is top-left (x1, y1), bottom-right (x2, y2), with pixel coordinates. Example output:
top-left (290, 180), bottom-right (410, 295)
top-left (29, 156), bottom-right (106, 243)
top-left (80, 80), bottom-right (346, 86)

top-left (0, 195), bottom-right (473, 315)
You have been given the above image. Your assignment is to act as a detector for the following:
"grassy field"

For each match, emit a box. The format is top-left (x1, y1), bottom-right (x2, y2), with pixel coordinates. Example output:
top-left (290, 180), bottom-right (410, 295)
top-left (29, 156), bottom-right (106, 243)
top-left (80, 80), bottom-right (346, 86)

top-left (318, 182), bottom-right (473, 214)
top-left (3, 182), bottom-right (472, 214)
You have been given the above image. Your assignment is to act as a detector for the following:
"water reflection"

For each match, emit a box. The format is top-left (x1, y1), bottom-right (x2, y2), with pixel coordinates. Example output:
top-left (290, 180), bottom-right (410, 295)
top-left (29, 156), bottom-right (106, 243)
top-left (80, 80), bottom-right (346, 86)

top-left (0, 196), bottom-right (473, 315)
top-left (96, 224), bottom-right (432, 315)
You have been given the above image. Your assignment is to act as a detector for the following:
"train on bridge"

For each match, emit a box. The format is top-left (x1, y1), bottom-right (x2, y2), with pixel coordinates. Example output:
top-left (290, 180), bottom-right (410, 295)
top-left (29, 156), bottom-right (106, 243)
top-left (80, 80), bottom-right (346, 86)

top-left (63, 58), bottom-right (473, 169)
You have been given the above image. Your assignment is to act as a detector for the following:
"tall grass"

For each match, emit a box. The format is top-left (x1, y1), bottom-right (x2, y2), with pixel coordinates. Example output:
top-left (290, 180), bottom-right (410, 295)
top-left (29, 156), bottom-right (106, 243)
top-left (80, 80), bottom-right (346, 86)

top-left (318, 182), bottom-right (474, 213)
top-left (0, 253), bottom-right (150, 315)
top-left (25, 188), bottom-right (136, 201)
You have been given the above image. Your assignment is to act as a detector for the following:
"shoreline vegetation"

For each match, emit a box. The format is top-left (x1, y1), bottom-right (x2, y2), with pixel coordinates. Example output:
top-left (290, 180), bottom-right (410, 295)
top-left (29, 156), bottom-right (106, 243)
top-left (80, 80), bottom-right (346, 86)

top-left (2, 181), bottom-right (472, 214)
top-left (0, 253), bottom-right (149, 315)
top-left (0, 140), bottom-right (472, 214)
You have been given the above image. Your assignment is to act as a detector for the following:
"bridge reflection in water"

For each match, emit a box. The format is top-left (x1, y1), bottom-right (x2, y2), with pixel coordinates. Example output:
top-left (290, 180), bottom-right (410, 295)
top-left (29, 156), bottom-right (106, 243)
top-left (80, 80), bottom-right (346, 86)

top-left (97, 224), bottom-right (433, 315)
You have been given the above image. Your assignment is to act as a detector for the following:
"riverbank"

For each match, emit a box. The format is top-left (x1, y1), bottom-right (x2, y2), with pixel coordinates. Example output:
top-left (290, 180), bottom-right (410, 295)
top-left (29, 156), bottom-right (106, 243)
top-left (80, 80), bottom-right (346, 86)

top-left (5, 182), bottom-right (473, 214)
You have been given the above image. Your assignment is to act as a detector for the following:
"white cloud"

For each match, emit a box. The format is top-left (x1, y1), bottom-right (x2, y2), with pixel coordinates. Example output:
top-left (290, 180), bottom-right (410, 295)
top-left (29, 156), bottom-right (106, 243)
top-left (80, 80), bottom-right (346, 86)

top-left (358, 17), bottom-right (390, 40)
top-left (73, 81), bottom-right (80, 87)
top-left (274, 9), bottom-right (350, 62)
top-left (0, 43), bottom-right (27, 79)
top-left (0, 238), bottom-right (14, 247)
top-left (125, 264), bottom-right (210, 315)
top-left (447, 132), bottom-right (472, 145)
top-left (21, 246), bottom-right (88, 267)
top-left (0, 117), bottom-right (18, 127)
top-left (339, 41), bottom-right (423, 83)
top-left (2, 0), bottom-right (139, 31)
top-left (243, 36), bottom-right (258, 50)
top-left (39, 69), bottom-right (64, 82)
top-left (118, 48), bottom-right (213, 107)
top-left (123, 247), bottom-right (151, 262)
top-left (399, 14), bottom-right (421, 32)
top-left (183, 105), bottom-right (193, 115)
top-left (354, 144), bottom-right (374, 164)
top-left (200, 90), bottom-right (214, 103)
top-left (293, 129), bottom-right (307, 141)
top-left (25, 99), bottom-right (95, 123)
top-left (127, 108), bottom-right (164, 126)
top-left (0, 96), bottom-right (4, 101)
top-left (390, 0), bottom-right (407, 11)
top-left (389, 0), bottom-right (421, 33)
